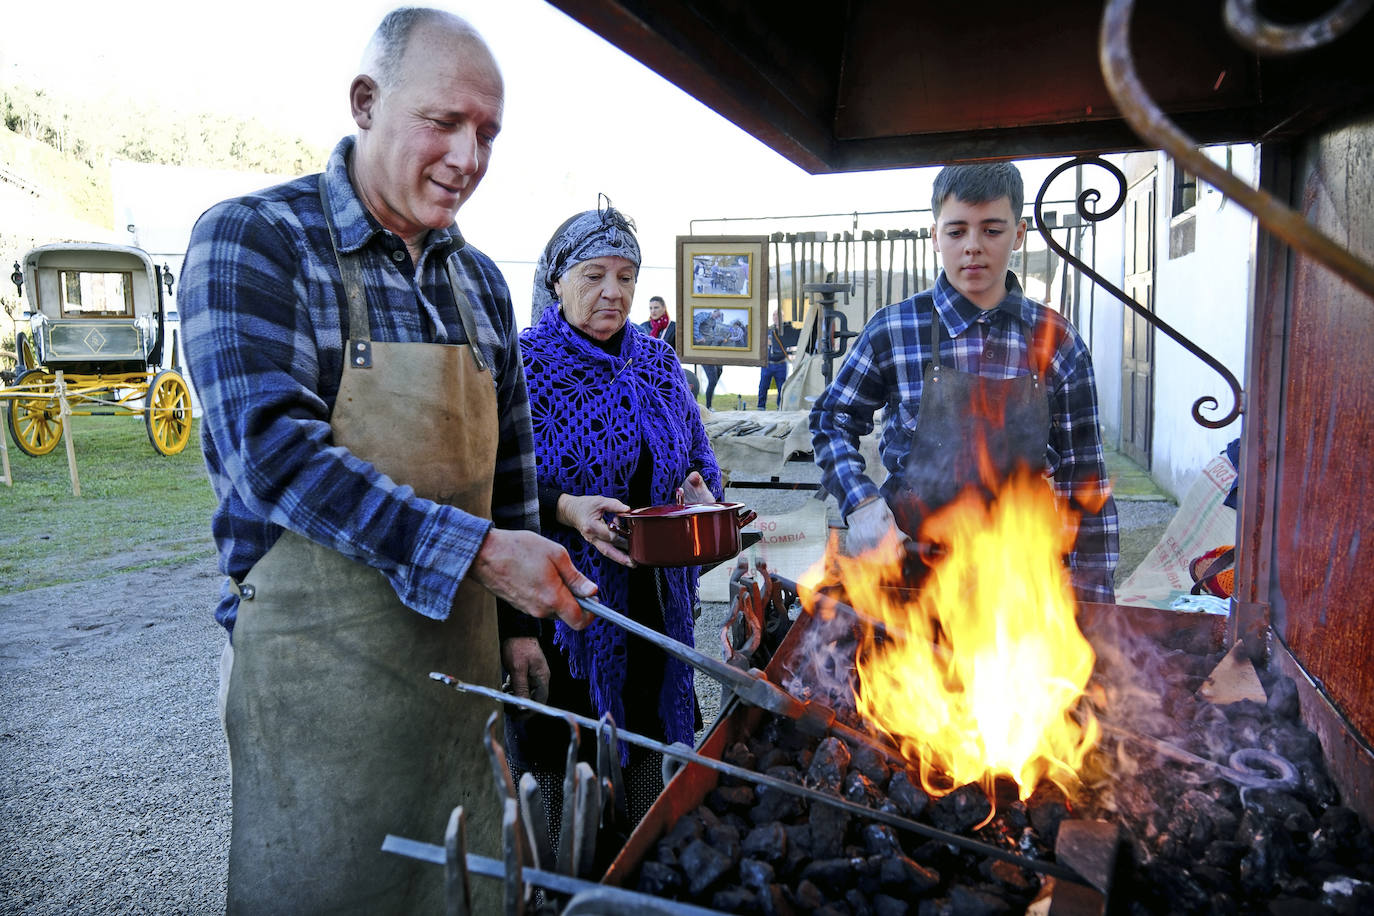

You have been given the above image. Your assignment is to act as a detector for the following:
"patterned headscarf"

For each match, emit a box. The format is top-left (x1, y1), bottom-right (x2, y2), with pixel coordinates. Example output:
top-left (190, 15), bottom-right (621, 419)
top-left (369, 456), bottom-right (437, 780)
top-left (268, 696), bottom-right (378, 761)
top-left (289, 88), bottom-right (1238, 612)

top-left (531, 195), bottom-right (642, 324)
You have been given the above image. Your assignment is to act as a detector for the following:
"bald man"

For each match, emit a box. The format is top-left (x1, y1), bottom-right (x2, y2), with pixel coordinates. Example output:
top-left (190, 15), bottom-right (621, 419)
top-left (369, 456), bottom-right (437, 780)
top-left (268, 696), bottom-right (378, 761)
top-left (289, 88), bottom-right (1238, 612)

top-left (181, 8), bottom-right (592, 912)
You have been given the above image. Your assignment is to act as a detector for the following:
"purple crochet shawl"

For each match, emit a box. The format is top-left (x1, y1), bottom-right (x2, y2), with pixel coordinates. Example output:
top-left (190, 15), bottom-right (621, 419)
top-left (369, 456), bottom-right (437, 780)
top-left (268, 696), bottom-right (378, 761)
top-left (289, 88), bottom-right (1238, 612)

top-left (520, 305), bottom-right (722, 748)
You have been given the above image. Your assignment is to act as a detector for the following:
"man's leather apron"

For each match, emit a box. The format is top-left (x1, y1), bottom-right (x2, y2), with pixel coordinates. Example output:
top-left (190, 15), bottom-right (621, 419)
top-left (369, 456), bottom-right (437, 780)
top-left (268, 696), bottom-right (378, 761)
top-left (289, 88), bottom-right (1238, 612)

top-left (224, 178), bottom-right (501, 914)
top-left (892, 309), bottom-right (1050, 545)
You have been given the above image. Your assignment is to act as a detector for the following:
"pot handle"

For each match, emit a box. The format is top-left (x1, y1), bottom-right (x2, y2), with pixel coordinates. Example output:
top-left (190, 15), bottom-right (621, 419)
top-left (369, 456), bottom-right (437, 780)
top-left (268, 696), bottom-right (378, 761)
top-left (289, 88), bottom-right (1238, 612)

top-left (735, 508), bottom-right (758, 530)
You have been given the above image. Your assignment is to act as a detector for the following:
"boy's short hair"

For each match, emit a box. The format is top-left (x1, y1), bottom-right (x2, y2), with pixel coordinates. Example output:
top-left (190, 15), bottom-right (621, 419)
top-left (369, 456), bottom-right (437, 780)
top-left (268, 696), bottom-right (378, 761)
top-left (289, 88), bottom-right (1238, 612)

top-left (931, 163), bottom-right (1025, 220)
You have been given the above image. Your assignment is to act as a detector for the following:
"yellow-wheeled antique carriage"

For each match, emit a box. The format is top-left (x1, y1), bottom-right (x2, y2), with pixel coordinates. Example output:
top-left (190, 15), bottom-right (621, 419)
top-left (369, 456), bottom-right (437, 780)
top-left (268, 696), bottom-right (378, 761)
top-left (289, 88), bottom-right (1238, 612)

top-left (3, 243), bottom-right (192, 457)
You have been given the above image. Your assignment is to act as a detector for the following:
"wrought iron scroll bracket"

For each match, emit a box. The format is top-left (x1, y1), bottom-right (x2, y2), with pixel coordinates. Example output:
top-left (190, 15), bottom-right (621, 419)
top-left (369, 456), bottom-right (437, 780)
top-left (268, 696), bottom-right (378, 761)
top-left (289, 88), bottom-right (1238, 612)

top-left (1223, 0), bottom-right (1374, 56)
top-left (1099, 0), bottom-right (1374, 303)
top-left (1033, 157), bottom-right (1244, 429)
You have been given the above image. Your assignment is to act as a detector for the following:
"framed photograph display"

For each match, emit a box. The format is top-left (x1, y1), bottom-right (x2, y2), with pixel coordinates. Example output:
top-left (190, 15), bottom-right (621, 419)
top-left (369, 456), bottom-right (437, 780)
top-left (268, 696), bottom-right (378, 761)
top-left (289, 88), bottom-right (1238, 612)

top-left (676, 236), bottom-right (769, 366)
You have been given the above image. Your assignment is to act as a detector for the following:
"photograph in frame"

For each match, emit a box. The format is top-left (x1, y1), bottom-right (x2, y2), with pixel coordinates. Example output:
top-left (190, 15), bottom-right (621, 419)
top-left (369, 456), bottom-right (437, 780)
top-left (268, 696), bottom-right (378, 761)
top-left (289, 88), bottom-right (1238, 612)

top-left (690, 252), bottom-right (752, 298)
top-left (691, 306), bottom-right (752, 351)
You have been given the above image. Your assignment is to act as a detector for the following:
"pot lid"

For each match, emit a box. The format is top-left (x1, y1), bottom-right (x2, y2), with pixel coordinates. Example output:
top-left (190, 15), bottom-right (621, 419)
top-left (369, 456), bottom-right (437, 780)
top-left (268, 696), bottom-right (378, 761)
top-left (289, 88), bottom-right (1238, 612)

top-left (619, 501), bottom-right (746, 519)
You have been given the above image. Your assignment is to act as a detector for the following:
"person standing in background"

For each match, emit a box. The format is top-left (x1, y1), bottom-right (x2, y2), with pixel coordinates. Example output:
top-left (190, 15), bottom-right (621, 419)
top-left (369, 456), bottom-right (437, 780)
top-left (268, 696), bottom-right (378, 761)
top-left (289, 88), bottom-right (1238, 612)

top-left (701, 362), bottom-right (723, 408)
top-left (758, 309), bottom-right (788, 409)
top-left (639, 294), bottom-right (676, 348)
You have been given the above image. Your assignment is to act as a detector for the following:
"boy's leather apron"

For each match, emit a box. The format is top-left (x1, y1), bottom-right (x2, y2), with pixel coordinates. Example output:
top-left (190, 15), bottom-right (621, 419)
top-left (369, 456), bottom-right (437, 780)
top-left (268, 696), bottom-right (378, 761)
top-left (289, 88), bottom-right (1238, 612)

top-left (892, 309), bottom-right (1049, 545)
top-left (224, 178), bottom-right (501, 914)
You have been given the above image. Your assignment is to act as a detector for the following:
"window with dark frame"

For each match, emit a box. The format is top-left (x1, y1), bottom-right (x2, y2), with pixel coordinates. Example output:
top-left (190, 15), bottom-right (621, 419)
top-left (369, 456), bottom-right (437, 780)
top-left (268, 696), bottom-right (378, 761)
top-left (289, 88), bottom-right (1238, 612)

top-left (1172, 167), bottom-right (1198, 217)
top-left (1168, 163), bottom-right (1198, 259)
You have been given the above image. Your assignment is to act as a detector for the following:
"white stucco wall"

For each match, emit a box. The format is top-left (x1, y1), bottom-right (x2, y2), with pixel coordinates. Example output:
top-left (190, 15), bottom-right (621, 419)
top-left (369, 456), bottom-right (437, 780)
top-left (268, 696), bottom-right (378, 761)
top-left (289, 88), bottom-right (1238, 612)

top-left (1075, 183), bottom-right (1127, 450)
top-left (1149, 145), bottom-right (1255, 499)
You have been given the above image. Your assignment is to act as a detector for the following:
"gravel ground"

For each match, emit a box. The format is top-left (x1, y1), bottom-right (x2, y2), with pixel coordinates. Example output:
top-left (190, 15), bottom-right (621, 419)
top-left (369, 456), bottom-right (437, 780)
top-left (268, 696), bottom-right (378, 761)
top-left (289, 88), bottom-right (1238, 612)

top-left (0, 476), bottom-right (1173, 914)
top-left (0, 559), bottom-right (229, 915)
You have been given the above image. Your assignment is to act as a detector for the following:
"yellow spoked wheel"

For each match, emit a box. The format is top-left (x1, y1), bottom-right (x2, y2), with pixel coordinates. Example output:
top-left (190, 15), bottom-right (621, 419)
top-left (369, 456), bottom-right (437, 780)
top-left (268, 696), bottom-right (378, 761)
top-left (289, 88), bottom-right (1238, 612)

top-left (145, 369), bottom-right (193, 456)
top-left (5, 369), bottom-right (62, 456)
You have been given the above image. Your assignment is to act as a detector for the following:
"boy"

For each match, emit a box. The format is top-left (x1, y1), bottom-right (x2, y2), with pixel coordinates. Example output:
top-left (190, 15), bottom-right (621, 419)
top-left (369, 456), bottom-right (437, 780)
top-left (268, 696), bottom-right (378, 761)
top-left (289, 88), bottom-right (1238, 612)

top-left (808, 162), bottom-right (1118, 603)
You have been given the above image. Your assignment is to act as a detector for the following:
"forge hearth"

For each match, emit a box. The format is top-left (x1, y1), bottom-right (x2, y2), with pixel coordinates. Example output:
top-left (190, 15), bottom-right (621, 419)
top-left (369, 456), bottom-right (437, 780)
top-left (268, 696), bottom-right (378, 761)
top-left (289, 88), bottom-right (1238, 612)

top-left (604, 601), bottom-right (1374, 915)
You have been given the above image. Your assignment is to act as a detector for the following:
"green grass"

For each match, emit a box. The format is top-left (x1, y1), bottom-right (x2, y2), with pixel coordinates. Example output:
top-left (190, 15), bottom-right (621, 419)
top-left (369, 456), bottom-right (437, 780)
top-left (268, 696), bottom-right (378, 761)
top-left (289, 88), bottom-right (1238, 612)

top-left (0, 415), bottom-right (216, 594)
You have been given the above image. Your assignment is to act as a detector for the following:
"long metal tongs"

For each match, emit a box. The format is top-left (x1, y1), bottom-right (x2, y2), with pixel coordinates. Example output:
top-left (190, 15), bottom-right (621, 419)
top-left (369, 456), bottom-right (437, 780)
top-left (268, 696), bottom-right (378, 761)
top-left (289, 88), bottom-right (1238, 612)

top-left (573, 595), bottom-right (896, 760)
top-left (575, 595), bottom-right (801, 718)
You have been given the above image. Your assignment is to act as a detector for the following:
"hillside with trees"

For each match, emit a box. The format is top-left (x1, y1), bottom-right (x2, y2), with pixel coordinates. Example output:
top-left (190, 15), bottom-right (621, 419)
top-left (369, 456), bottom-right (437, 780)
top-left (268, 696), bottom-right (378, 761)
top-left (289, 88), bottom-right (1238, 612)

top-left (1, 80), bottom-right (330, 366)
top-left (2, 81), bottom-right (330, 227)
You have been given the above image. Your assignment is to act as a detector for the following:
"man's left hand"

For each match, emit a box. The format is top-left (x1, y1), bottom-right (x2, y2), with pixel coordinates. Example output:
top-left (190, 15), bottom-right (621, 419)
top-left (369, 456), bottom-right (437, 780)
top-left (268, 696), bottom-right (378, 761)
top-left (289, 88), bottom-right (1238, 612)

top-left (500, 637), bottom-right (550, 704)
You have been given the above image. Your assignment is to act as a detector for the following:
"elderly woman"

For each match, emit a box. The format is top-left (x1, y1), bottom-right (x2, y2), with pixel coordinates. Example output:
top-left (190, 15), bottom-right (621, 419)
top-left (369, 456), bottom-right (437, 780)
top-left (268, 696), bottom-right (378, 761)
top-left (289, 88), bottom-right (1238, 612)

top-left (505, 199), bottom-right (723, 840)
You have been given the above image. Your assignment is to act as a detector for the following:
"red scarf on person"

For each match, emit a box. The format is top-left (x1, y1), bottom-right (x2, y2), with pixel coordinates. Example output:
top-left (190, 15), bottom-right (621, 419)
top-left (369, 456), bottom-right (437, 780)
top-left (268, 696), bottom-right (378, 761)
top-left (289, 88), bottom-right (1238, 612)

top-left (648, 313), bottom-right (670, 338)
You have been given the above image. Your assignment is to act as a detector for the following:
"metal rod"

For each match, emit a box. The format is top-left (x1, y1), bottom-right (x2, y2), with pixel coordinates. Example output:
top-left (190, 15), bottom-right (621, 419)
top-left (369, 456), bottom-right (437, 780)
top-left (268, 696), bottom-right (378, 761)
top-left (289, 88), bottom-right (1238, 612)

top-left (861, 232), bottom-right (870, 323)
top-left (720, 479), bottom-right (822, 491)
top-left (885, 231), bottom-right (896, 304)
top-left (1097, 721), bottom-right (1298, 790)
top-left (772, 234), bottom-right (784, 324)
top-left (1223, 0), bottom-right (1373, 55)
top-left (1032, 156), bottom-right (1245, 429)
top-left (873, 230), bottom-right (883, 312)
top-left (1100, 0), bottom-right (1374, 302)
top-left (575, 596), bottom-right (803, 718)
top-left (381, 838), bottom-right (729, 915)
top-left (432, 675), bottom-right (1088, 884)
top-left (789, 234), bottom-right (798, 329)
top-left (842, 231), bottom-right (850, 288)
top-left (574, 595), bottom-right (904, 761)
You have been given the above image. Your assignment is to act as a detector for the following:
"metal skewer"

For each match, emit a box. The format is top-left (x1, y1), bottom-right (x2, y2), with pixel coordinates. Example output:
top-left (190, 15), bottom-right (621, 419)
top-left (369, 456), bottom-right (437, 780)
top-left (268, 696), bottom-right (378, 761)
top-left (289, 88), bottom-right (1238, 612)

top-left (574, 595), bottom-right (901, 760)
top-left (1097, 721), bottom-right (1298, 791)
top-left (381, 837), bottom-right (730, 915)
top-left (432, 673), bottom-right (1089, 885)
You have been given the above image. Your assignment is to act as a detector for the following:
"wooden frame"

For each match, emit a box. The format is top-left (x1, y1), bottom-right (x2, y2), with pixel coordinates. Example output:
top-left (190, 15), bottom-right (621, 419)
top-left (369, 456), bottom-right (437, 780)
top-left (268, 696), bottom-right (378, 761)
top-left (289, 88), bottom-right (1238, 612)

top-left (676, 235), bottom-right (768, 366)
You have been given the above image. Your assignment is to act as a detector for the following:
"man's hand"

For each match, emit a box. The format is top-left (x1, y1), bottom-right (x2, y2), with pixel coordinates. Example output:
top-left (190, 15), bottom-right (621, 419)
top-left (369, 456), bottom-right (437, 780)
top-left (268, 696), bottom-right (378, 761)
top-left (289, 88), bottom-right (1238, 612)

top-left (677, 470), bottom-right (715, 506)
top-left (844, 497), bottom-right (907, 558)
top-left (500, 637), bottom-right (550, 704)
top-left (471, 529), bottom-right (595, 629)
top-left (556, 493), bottom-right (634, 567)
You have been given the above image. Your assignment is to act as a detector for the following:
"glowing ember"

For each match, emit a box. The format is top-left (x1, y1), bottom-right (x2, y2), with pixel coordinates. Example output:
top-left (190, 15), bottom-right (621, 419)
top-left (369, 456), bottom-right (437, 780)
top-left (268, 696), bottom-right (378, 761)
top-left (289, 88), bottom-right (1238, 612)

top-left (829, 470), bottom-right (1099, 804)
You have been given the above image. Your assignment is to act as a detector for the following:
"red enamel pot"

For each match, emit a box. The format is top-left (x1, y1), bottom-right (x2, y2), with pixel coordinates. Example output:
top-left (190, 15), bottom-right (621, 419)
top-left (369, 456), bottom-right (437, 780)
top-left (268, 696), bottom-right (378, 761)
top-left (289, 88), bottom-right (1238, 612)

top-left (611, 502), bottom-right (758, 567)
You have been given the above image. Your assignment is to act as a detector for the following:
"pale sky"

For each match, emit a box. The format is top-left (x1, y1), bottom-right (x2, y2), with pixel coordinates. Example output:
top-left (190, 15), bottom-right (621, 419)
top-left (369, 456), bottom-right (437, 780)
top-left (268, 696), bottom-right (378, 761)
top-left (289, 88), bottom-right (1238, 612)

top-left (2, 0), bottom-right (1072, 337)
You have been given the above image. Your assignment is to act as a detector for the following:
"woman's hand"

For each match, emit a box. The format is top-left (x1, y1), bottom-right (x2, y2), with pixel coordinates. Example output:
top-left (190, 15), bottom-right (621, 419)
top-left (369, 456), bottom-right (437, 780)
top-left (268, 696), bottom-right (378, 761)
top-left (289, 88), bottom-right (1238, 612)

top-left (557, 493), bottom-right (635, 566)
top-left (677, 470), bottom-right (716, 506)
top-left (501, 637), bottom-right (550, 704)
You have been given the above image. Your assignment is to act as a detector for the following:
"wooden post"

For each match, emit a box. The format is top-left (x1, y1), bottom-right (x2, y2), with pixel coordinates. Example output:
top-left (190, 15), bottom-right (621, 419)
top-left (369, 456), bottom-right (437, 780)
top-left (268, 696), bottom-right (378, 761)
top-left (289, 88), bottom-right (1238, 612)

top-left (55, 370), bottom-right (80, 497)
top-left (0, 415), bottom-right (10, 486)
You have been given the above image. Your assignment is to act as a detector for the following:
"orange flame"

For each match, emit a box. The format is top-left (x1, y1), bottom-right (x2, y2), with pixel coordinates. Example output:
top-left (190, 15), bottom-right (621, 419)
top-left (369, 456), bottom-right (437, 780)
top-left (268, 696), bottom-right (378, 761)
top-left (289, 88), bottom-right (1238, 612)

top-left (834, 470), bottom-right (1099, 804)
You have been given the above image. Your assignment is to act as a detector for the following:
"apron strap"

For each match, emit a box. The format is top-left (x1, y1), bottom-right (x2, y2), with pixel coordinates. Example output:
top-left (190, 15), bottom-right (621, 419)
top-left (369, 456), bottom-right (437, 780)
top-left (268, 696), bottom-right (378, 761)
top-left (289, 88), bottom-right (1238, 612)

top-left (318, 174), bottom-right (372, 354)
top-left (444, 261), bottom-right (489, 374)
top-left (928, 301), bottom-right (944, 377)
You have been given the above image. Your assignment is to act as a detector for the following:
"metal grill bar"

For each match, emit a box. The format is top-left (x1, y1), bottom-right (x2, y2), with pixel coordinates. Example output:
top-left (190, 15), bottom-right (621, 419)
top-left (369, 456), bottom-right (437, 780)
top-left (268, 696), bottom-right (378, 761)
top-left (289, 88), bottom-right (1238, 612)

top-left (433, 673), bottom-right (1089, 884)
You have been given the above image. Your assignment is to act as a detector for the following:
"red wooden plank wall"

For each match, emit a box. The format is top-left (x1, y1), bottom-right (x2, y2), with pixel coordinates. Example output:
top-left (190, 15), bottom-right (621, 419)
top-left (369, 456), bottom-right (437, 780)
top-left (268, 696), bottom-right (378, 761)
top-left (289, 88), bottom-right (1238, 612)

top-left (1271, 114), bottom-right (1374, 744)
